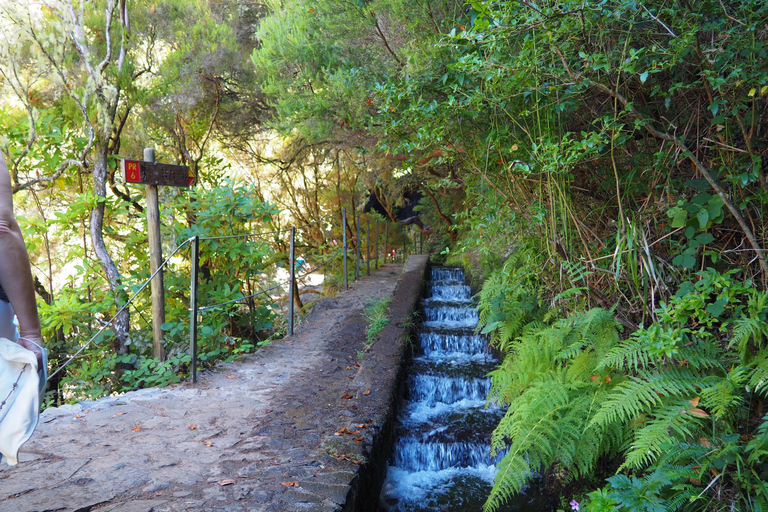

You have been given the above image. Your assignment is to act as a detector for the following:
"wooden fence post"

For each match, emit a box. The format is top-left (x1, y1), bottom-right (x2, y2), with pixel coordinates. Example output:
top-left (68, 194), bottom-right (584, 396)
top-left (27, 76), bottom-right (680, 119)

top-left (145, 148), bottom-right (166, 361)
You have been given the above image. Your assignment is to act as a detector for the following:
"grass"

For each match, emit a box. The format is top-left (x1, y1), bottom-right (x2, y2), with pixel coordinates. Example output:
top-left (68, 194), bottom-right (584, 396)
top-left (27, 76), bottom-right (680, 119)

top-left (363, 296), bottom-right (392, 347)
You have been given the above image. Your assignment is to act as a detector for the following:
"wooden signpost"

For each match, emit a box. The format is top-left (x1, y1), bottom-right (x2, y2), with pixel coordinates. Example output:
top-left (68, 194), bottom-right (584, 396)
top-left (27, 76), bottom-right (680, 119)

top-left (121, 151), bottom-right (194, 361)
top-left (121, 159), bottom-right (195, 188)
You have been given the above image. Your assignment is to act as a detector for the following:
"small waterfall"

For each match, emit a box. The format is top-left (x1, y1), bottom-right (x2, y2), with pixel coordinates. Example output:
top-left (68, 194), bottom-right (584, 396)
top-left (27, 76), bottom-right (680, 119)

top-left (379, 266), bottom-right (550, 512)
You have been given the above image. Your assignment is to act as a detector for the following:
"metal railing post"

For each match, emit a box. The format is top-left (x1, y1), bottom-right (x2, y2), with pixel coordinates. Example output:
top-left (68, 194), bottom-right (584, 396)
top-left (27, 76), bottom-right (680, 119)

top-left (342, 208), bottom-right (348, 289)
top-left (374, 221), bottom-right (379, 269)
top-left (366, 217), bottom-right (371, 276)
top-left (189, 236), bottom-right (199, 383)
top-left (355, 214), bottom-right (361, 280)
top-left (420, 230), bottom-right (423, 254)
top-left (404, 226), bottom-right (409, 261)
top-left (384, 222), bottom-right (389, 263)
top-left (289, 226), bottom-right (296, 335)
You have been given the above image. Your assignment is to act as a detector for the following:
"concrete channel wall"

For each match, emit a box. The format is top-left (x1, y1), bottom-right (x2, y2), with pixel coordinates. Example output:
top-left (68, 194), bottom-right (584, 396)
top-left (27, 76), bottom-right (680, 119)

top-left (343, 255), bottom-right (428, 512)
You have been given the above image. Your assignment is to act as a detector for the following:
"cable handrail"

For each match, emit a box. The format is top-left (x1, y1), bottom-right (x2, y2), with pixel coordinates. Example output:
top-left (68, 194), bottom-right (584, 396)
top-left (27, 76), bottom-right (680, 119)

top-left (196, 227), bottom-right (287, 241)
top-left (295, 247), bottom-right (344, 282)
top-left (188, 209), bottom-right (342, 242)
top-left (47, 237), bottom-right (195, 382)
top-left (198, 280), bottom-right (290, 313)
top-left (48, 207), bottom-right (413, 386)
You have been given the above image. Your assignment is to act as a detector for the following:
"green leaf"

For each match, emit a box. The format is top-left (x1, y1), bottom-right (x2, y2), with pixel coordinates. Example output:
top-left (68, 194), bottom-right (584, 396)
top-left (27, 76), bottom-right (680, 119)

top-left (682, 255), bottom-right (697, 268)
top-left (670, 210), bottom-right (688, 228)
top-left (696, 233), bottom-right (715, 245)
top-left (696, 209), bottom-right (709, 229)
top-left (706, 299), bottom-right (727, 317)
top-left (481, 320), bottom-right (501, 334)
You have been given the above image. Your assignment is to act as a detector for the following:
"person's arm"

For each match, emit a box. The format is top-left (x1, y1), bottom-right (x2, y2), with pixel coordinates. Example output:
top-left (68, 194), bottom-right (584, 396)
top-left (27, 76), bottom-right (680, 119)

top-left (0, 151), bottom-right (43, 367)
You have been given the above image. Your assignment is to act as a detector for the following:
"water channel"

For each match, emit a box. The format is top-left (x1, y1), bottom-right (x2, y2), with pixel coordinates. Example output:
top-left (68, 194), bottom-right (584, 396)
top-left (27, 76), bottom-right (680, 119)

top-left (379, 266), bottom-right (550, 511)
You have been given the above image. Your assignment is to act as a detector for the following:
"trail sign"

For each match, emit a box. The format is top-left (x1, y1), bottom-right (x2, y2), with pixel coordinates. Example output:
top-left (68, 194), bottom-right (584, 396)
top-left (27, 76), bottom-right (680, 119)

top-left (121, 159), bottom-right (195, 187)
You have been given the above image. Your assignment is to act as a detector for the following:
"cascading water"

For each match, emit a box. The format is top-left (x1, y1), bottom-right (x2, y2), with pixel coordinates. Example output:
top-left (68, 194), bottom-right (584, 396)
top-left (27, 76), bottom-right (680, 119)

top-left (379, 267), bottom-right (549, 511)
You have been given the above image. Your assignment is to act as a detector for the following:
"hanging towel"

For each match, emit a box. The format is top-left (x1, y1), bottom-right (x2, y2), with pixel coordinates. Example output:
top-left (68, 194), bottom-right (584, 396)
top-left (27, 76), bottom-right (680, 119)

top-left (0, 337), bottom-right (41, 466)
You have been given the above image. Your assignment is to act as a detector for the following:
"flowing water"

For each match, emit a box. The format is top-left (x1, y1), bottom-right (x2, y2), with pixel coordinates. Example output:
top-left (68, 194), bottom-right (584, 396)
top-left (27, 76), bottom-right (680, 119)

top-left (379, 267), bottom-right (550, 511)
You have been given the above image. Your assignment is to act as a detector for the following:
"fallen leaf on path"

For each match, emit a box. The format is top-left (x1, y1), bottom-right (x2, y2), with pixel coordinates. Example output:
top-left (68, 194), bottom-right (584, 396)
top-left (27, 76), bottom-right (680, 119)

top-left (363, 390), bottom-right (370, 396)
top-left (132, 426), bottom-right (141, 432)
top-left (225, 374), bottom-right (236, 379)
top-left (281, 481), bottom-right (299, 487)
top-left (332, 452), bottom-right (364, 465)
top-left (188, 424), bottom-right (197, 430)
top-left (354, 437), bottom-right (364, 443)
top-left (201, 440), bottom-right (213, 447)
top-left (75, 414), bottom-right (84, 419)
top-left (345, 366), bottom-right (351, 370)
top-left (354, 364), bottom-right (360, 369)
top-left (115, 412), bottom-right (127, 416)
top-left (335, 427), bottom-right (360, 436)
top-left (356, 424), bottom-right (367, 429)
top-left (218, 479), bottom-right (236, 486)
top-left (341, 394), bottom-right (353, 400)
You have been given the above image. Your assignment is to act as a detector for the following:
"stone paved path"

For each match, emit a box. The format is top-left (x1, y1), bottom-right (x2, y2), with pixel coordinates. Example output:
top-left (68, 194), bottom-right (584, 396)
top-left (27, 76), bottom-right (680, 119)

top-left (0, 258), bottom-right (427, 512)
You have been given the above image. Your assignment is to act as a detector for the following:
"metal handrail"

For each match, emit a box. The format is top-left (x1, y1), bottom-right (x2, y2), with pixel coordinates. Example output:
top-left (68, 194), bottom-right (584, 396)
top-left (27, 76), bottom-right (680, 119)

top-left (47, 237), bottom-right (194, 382)
top-left (48, 208), bottom-right (412, 386)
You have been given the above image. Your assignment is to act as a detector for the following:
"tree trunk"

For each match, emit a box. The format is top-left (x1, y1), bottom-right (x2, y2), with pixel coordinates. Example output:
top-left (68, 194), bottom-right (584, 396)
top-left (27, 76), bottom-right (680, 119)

top-left (90, 145), bottom-right (130, 355)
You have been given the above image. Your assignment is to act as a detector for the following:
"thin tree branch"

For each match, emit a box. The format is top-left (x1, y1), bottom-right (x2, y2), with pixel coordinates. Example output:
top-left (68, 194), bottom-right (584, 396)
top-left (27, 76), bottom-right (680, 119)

top-left (553, 45), bottom-right (768, 285)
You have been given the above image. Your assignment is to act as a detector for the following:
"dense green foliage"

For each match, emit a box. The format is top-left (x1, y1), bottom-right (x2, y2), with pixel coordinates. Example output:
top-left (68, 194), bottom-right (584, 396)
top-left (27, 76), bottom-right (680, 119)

top-left (250, 0), bottom-right (768, 508)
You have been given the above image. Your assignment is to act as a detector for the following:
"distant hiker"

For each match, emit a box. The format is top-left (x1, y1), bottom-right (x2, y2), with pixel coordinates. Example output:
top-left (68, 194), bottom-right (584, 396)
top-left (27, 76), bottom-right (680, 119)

top-left (0, 150), bottom-right (47, 466)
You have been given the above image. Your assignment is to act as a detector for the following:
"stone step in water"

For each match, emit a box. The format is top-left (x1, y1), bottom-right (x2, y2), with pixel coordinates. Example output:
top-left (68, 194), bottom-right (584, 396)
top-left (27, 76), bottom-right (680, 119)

top-left (417, 330), bottom-right (491, 356)
top-left (422, 304), bottom-right (479, 327)
top-left (430, 267), bottom-right (465, 282)
top-left (409, 357), bottom-right (496, 379)
top-left (405, 374), bottom-right (491, 405)
top-left (425, 282), bottom-right (472, 302)
top-left (391, 439), bottom-right (504, 472)
top-left (394, 411), bottom-right (504, 444)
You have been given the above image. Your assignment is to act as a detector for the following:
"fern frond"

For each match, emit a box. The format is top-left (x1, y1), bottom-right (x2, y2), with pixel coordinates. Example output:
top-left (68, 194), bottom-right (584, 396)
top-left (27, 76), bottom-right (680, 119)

top-left (700, 366), bottom-right (749, 419)
top-left (731, 309), bottom-right (768, 359)
top-left (597, 335), bottom-right (653, 373)
top-left (749, 352), bottom-right (768, 397)
top-left (484, 451), bottom-right (535, 512)
top-left (675, 341), bottom-right (723, 371)
top-left (487, 379), bottom-right (572, 511)
top-left (621, 403), bottom-right (702, 470)
top-left (590, 368), bottom-right (699, 427)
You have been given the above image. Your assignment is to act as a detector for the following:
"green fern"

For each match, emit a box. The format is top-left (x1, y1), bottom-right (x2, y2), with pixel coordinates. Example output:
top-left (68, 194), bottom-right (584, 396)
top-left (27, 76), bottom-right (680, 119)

top-left (590, 368), bottom-right (700, 427)
top-left (621, 402), bottom-right (701, 470)
top-left (699, 366), bottom-right (749, 419)
top-left (748, 352), bottom-right (768, 397)
top-left (597, 335), bottom-right (654, 373)
top-left (730, 291), bottom-right (768, 358)
top-left (486, 308), bottom-right (623, 511)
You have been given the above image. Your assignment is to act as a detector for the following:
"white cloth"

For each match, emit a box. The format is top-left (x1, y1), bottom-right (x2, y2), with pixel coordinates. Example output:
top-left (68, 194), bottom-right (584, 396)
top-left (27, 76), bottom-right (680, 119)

top-left (0, 337), bottom-right (41, 466)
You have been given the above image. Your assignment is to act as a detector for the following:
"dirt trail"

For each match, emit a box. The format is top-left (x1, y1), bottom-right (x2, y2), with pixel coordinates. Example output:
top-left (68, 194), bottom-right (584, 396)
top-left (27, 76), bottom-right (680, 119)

top-left (0, 258), bottom-right (427, 512)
